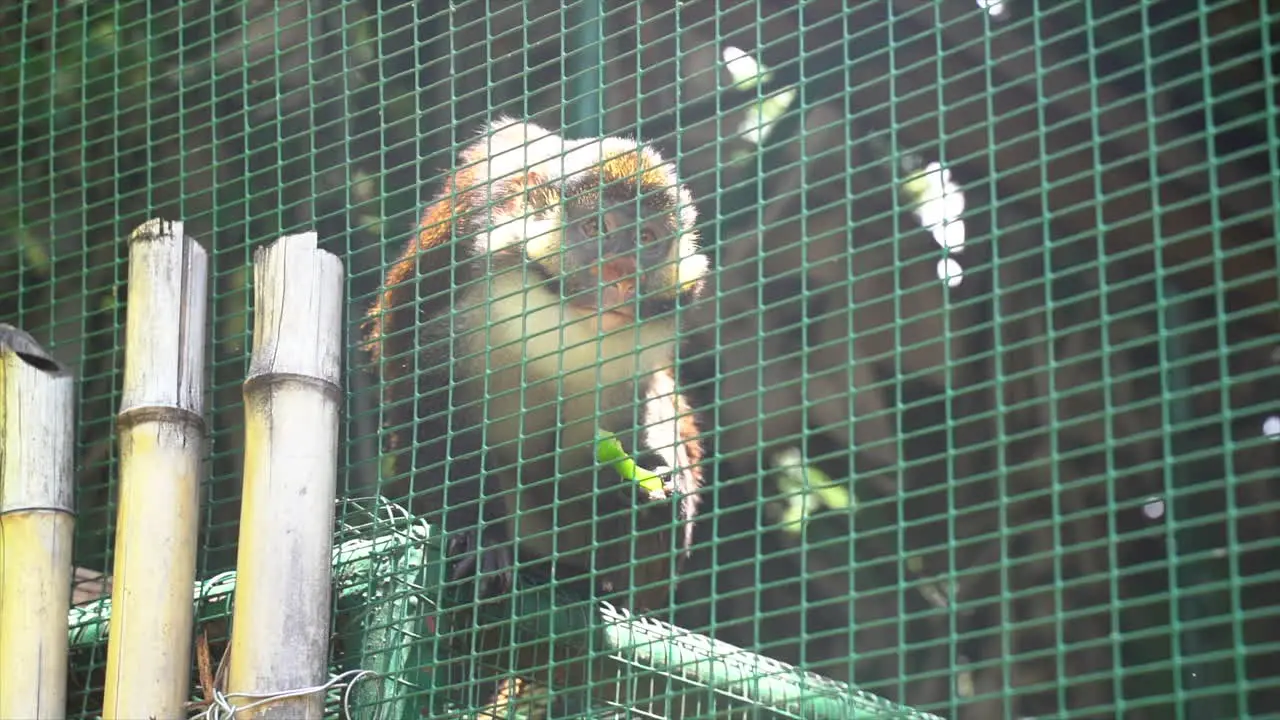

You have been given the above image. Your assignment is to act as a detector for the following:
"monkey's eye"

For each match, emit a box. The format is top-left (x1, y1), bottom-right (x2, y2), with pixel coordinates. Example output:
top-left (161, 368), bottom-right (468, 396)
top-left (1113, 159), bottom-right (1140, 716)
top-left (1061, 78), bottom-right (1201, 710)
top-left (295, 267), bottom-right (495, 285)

top-left (581, 218), bottom-right (605, 237)
top-left (640, 228), bottom-right (656, 244)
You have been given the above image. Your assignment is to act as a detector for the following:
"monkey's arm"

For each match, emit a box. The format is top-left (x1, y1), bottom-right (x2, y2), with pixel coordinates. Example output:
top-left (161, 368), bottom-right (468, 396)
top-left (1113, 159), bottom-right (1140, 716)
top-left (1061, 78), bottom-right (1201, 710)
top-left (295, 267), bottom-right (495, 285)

top-left (667, 385), bottom-right (704, 555)
top-left (616, 365), bottom-right (704, 555)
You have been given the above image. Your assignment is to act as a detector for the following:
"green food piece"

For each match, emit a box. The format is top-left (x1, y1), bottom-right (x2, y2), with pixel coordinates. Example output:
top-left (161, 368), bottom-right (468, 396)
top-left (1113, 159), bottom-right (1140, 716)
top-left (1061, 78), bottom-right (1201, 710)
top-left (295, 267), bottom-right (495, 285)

top-left (595, 431), bottom-right (666, 495)
top-left (771, 448), bottom-right (855, 533)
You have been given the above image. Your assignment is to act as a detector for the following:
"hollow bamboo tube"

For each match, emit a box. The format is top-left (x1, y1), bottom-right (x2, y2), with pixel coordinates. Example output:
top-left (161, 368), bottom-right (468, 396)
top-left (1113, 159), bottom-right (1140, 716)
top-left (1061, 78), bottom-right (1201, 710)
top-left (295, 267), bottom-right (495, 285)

top-left (102, 219), bottom-right (209, 719)
top-left (225, 232), bottom-right (344, 719)
top-left (0, 325), bottom-right (76, 719)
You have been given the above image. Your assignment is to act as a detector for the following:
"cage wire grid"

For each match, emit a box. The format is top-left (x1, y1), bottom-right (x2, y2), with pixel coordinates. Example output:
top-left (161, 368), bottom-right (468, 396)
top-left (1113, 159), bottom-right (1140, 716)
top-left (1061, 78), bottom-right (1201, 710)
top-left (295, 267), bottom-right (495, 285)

top-left (1, 0), bottom-right (1279, 717)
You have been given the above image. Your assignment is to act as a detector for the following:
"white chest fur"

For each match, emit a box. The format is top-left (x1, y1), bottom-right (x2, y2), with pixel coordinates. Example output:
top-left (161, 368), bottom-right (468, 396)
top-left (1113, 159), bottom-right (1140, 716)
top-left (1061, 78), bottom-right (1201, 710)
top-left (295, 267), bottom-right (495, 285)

top-left (457, 269), bottom-right (675, 470)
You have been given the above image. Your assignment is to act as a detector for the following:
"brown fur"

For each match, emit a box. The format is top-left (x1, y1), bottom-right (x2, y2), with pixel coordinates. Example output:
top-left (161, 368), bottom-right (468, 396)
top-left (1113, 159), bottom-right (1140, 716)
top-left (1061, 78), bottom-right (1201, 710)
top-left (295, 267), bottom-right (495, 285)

top-left (597, 148), bottom-right (673, 194)
top-left (363, 165), bottom-right (550, 367)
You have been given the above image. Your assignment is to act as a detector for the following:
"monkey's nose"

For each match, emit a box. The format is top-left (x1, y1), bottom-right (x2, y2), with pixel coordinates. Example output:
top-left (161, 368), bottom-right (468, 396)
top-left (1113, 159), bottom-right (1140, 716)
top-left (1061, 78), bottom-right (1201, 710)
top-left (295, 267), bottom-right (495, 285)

top-left (598, 258), bottom-right (638, 312)
top-left (599, 257), bottom-right (637, 285)
top-left (599, 283), bottom-right (635, 313)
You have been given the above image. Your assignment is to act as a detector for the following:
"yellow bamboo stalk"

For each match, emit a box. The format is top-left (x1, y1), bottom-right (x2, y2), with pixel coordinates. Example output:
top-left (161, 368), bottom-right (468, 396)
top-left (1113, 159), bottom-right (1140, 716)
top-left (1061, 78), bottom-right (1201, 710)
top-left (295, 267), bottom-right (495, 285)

top-left (226, 232), bottom-right (344, 719)
top-left (102, 219), bottom-right (210, 720)
top-left (0, 325), bottom-right (75, 719)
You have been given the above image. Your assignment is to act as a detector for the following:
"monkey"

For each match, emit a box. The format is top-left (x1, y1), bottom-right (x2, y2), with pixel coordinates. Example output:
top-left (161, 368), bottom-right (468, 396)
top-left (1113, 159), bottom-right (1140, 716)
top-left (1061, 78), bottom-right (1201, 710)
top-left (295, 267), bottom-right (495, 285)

top-left (363, 116), bottom-right (710, 617)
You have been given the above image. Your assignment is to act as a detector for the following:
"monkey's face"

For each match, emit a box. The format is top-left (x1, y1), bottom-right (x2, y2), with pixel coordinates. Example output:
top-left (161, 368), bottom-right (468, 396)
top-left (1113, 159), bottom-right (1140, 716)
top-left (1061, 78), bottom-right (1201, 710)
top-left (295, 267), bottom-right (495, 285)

top-left (528, 196), bottom-right (704, 320)
top-left (563, 202), bottom-right (672, 315)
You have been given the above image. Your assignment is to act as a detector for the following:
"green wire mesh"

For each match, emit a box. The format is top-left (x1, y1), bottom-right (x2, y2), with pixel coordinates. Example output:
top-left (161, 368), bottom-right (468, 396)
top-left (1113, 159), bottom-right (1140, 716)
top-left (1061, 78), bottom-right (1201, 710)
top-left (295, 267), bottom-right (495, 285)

top-left (3, 0), bottom-right (1280, 718)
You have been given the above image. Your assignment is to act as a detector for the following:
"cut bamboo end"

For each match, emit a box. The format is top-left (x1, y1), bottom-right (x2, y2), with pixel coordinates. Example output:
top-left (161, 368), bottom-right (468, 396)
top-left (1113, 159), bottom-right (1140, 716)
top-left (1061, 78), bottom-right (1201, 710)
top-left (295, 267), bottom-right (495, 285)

top-left (227, 232), bottom-right (345, 720)
top-left (102, 219), bottom-right (210, 720)
top-left (248, 231), bottom-right (344, 387)
top-left (118, 219), bottom-right (209, 415)
top-left (0, 324), bottom-right (75, 515)
top-left (0, 325), bottom-right (76, 720)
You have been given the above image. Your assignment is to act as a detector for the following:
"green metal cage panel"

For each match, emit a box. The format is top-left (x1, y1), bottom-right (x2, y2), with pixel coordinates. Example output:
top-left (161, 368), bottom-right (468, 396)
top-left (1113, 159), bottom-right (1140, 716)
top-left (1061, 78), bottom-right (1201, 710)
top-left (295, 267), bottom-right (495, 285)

top-left (2, 0), bottom-right (1278, 717)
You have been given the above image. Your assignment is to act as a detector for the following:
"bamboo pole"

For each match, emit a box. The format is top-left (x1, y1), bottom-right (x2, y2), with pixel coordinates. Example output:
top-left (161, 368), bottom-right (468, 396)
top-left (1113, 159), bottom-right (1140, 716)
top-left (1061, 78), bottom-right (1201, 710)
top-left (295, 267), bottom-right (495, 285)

top-left (225, 232), bottom-right (344, 719)
top-left (0, 325), bottom-right (76, 719)
top-left (102, 219), bottom-right (210, 720)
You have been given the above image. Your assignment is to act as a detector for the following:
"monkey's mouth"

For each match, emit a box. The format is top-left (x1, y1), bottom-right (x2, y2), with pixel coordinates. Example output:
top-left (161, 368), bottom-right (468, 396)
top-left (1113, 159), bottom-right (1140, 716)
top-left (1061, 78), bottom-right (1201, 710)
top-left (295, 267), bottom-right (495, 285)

top-left (597, 281), bottom-right (638, 317)
top-left (559, 278), bottom-right (638, 317)
top-left (562, 286), bottom-right (638, 323)
top-left (568, 259), bottom-right (641, 318)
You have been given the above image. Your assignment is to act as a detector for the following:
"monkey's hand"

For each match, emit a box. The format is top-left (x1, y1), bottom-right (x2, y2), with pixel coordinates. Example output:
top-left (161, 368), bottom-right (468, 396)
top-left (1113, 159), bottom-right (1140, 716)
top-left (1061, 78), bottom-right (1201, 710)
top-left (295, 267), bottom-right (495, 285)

top-left (641, 465), bottom-right (677, 502)
top-left (446, 521), bottom-right (515, 600)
